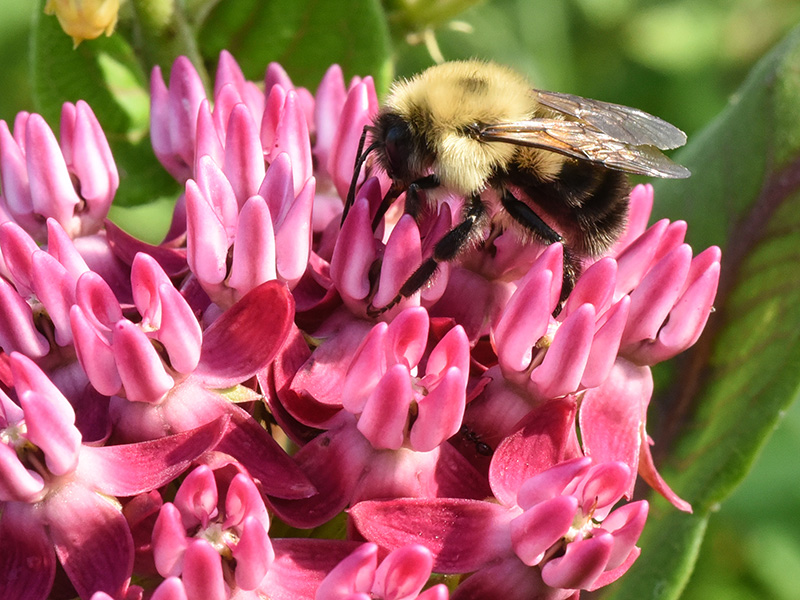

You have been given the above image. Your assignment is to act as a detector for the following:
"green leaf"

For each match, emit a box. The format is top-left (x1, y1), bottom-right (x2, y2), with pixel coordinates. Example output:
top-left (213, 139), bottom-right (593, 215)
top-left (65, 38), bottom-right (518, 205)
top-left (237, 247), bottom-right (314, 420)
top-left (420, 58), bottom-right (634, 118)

top-left (605, 24), bottom-right (800, 600)
top-left (31, 3), bottom-right (179, 207)
top-left (197, 0), bottom-right (393, 93)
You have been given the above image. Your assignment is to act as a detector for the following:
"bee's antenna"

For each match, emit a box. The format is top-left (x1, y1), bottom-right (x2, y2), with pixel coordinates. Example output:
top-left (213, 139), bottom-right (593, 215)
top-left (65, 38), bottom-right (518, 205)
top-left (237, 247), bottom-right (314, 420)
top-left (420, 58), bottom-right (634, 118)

top-left (342, 126), bottom-right (379, 225)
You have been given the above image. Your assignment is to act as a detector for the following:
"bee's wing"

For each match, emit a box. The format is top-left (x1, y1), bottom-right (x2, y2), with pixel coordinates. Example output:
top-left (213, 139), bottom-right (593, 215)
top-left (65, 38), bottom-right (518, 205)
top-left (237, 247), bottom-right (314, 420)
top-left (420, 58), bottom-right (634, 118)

top-left (532, 89), bottom-right (687, 150)
top-left (479, 119), bottom-right (691, 179)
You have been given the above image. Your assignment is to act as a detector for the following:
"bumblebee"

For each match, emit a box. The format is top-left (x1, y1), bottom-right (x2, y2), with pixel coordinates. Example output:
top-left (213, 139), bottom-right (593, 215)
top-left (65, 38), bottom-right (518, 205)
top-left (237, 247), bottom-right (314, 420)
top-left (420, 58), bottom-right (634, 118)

top-left (344, 60), bottom-right (689, 314)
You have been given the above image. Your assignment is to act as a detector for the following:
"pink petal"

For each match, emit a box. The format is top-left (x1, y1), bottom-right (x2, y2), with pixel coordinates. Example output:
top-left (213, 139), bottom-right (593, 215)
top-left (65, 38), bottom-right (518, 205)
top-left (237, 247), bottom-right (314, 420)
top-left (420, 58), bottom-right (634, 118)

top-left (223, 104), bottom-right (265, 205)
top-left (185, 179), bottom-right (229, 287)
top-left (372, 215), bottom-right (424, 310)
top-left (358, 364), bottom-right (413, 450)
top-left (313, 64), bottom-right (347, 174)
top-left (30, 250), bottom-right (76, 346)
top-left (622, 244), bottom-right (691, 344)
top-left (386, 306), bottom-right (430, 367)
top-left (112, 319), bottom-right (175, 403)
top-left (516, 457), bottom-right (592, 509)
top-left (529, 303), bottom-right (595, 399)
top-left (373, 544), bottom-right (433, 600)
top-left (0, 220), bottom-right (38, 294)
top-left (151, 577), bottom-right (188, 600)
top-left (0, 277), bottom-right (49, 357)
top-left (597, 500), bottom-right (648, 570)
top-left (580, 296), bottom-right (630, 389)
top-left (411, 367), bottom-right (467, 452)
top-left (46, 217), bottom-right (90, 278)
top-left (20, 390), bottom-right (81, 476)
top-left (232, 516), bottom-right (273, 590)
top-left (562, 257), bottom-right (617, 318)
top-left (173, 465), bottom-right (218, 528)
top-left (0, 121), bottom-right (35, 232)
top-left (165, 57), bottom-right (207, 178)
top-left (181, 540), bottom-right (227, 600)
top-left (577, 461), bottom-right (631, 518)
top-left (152, 503), bottom-right (189, 577)
top-left (228, 194), bottom-right (277, 295)
top-left (638, 433), bottom-right (692, 512)
top-left (68, 101), bottom-right (118, 220)
top-left (541, 533), bottom-right (613, 590)
top-left (510, 495), bottom-right (577, 565)
top-left (46, 481), bottom-right (134, 600)
top-left (316, 543), bottom-right (378, 599)
top-left (328, 79), bottom-right (378, 200)
top-left (493, 251), bottom-right (559, 373)
top-left (25, 114), bottom-right (80, 231)
top-left (330, 193), bottom-right (379, 303)
top-left (274, 175), bottom-right (314, 286)
top-left (70, 305), bottom-right (121, 396)
top-left (193, 100), bottom-right (224, 174)
top-left (224, 473), bottom-right (270, 531)
top-left (268, 90), bottom-right (313, 195)
top-left (0, 441), bottom-right (45, 503)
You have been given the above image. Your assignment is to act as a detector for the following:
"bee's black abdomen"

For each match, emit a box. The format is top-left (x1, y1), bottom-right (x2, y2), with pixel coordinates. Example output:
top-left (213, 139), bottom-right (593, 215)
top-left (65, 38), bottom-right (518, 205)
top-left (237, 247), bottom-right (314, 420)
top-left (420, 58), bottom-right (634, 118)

top-left (508, 159), bottom-right (630, 257)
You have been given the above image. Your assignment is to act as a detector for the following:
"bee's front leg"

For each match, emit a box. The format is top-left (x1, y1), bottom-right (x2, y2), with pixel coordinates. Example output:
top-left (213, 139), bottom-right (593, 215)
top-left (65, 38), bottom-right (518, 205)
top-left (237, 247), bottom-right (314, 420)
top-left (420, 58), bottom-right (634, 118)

top-left (367, 193), bottom-right (485, 316)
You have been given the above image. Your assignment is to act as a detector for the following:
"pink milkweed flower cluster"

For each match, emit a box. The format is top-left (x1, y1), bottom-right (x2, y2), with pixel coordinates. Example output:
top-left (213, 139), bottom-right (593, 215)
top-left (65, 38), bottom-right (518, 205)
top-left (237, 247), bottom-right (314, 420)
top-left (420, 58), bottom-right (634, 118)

top-left (0, 51), bottom-right (720, 600)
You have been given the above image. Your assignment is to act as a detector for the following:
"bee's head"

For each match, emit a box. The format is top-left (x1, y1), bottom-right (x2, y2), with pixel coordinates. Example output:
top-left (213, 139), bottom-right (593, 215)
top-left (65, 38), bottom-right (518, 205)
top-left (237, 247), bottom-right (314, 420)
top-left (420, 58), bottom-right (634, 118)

top-left (371, 110), bottom-right (433, 185)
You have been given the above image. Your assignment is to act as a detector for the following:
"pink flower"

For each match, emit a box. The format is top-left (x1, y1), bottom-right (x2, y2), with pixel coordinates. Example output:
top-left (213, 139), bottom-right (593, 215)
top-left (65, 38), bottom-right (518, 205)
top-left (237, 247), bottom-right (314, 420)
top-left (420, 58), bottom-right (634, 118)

top-left (0, 353), bottom-right (227, 600)
top-left (351, 402), bottom-right (647, 600)
top-left (0, 101), bottom-right (117, 240)
top-left (152, 465), bottom-right (274, 597)
top-left (341, 307), bottom-right (470, 451)
top-left (316, 543), bottom-right (449, 600)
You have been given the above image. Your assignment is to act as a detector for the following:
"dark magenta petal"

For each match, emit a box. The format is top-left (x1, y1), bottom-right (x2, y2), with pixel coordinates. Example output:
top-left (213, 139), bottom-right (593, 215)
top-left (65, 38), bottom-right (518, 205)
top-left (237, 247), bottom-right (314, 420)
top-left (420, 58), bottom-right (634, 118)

top-left (449, 559), bottom-right (551, 600)
top-left (194, 280), bottom-right (294, 387)
top-left (261, 539), bottom-right (363, 600)
top-left (0, 502), bottom-right (56, 600)
top-left (76, 416), bottom-right (228, 496)
top-left (46, 482), bottom-right (134, 600)
top-left (489, 397), bottom-right (577, 507)
top-left (103, 219), bottom-right (188, 277)
top-left (638, 433), bottom-right (692, 512)
top-left (268, 418), bottom-right (372, 528)
top-left (350, 498), bottom-right (513, 573)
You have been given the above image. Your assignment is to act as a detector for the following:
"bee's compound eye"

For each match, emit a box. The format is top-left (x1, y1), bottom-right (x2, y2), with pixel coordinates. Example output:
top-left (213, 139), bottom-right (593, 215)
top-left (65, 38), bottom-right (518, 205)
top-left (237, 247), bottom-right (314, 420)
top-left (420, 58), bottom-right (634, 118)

top-left (383, 120), bottom-right (413, 178)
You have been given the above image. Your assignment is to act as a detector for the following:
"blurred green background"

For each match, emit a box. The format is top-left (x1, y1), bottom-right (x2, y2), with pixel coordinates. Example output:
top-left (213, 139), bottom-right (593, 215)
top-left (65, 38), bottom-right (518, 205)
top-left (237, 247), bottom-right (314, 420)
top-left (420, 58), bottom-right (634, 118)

top-left (2, 1), bottom-right (800, 598)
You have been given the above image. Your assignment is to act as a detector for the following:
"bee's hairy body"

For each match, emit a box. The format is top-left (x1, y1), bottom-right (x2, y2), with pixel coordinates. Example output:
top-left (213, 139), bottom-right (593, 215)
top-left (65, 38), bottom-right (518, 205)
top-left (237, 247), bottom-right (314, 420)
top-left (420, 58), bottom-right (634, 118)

top-left (349, 60), bottom-right (688, 314)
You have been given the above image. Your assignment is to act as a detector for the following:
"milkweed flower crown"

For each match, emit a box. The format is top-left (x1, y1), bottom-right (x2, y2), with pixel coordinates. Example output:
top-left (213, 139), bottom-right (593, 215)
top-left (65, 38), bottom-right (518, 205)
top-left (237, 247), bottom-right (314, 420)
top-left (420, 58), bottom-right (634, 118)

top-left (0, 51), bottom-right (719, 600)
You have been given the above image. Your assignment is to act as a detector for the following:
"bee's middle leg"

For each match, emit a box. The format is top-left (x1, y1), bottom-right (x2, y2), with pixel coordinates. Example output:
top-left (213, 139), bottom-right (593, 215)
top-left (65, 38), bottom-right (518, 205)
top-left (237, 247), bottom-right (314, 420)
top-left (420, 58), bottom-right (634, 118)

top-left (499, 189), bottom-right (577, 307)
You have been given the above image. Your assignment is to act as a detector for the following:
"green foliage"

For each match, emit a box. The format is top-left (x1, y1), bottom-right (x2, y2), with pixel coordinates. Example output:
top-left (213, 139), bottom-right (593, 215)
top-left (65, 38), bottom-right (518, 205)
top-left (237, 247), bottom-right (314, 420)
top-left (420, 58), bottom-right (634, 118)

top-left (605, 25), bottom-right (800, 600)
top-left (197, 0), bottom-right (393, 92)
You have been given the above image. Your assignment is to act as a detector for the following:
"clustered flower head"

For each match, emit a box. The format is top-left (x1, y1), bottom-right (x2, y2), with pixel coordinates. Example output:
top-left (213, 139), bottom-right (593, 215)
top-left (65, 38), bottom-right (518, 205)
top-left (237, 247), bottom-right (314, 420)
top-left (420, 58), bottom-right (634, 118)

top-left (0, 52), bottom-right (720, 600)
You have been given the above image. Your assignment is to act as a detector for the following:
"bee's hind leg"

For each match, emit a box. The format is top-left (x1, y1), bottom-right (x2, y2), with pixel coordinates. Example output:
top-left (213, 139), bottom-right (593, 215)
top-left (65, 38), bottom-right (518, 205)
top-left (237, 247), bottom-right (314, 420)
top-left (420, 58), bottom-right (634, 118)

top-left (367, 193), bottom-right (485, 316)
top-left (498, 189), bottom-right (576, 311)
